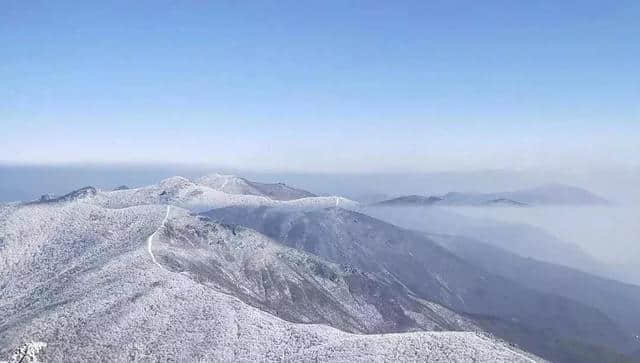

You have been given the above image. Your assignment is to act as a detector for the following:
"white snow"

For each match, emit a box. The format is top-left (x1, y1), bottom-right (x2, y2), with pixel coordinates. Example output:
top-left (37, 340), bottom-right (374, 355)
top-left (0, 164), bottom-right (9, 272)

top-left (147, 205), bottom-right (171, 269)
top-left (86, 176), bottom-right (358, 212)
top-left (1, 341), bottom-right (47, 363)
top-left (0, 181), bottom-right (543, 362)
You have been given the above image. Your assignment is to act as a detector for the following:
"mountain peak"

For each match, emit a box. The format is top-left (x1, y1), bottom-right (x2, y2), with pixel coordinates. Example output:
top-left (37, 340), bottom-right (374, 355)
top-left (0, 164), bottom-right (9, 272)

top-left (159, 176), bottom-right (191, 186)
top-left (30, 186), bottom-right (97, 204)
top-left (195, 173), bottom-right (317, 201)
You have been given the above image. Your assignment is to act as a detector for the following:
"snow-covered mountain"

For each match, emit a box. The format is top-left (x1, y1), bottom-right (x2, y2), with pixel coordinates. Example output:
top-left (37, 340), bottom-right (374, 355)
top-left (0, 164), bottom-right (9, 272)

top-left (0, 187), bottom-right (540, 362)
top-left (26, 176), bottom-right (357, 212)
top-left (148, 207), bottom-right (480, 334)
top-left (196, 173), bottom-right (317, 200)
top-left (374, 183), bottom-right (609, 207)
top-left (205, 206), bottom-right (637, 363)
top-left (4, 175), bottom-right (632, 362)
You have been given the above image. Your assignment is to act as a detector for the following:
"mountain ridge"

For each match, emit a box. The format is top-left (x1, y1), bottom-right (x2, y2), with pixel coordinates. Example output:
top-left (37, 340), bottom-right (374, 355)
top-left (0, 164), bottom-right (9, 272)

top-left (196, 173), bottom-right (317, 200)
top-left (21, 176), bottom-right (358, 212)
top-left (0, 191), bottom-right (540, 362)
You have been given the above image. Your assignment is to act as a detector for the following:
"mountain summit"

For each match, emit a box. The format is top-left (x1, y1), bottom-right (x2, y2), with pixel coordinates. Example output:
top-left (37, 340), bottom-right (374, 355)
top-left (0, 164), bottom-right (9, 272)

top-left (196, 173), bottom-right (317, 200)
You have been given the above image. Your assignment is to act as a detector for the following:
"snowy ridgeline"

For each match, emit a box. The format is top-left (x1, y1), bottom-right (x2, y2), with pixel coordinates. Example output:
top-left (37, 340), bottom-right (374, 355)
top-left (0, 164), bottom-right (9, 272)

top-left (89, 175), bottom-right (358, 212)
top-left (0, 183), bottom-right (542, 362)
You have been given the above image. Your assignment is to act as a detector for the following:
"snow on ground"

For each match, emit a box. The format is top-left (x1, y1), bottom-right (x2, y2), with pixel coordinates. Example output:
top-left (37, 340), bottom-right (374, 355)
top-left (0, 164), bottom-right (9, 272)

top-left (196, 173), bottom-right (318, 201)
top-left (1, 341), bottom-right (47, 363)
top-left (0, 192), bottom-right (542, 362)
top-left (195, 173), bottom-right (263, 195)
top-left (85, 176), bottom-right (358, 212)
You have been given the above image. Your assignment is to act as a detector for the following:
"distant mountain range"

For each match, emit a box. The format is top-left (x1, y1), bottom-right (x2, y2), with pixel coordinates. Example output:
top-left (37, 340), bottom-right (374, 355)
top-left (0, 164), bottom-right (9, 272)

top-left (196, 173), bottom-right (317, 200)
top-left (374, 183), bottom-right (609, 207)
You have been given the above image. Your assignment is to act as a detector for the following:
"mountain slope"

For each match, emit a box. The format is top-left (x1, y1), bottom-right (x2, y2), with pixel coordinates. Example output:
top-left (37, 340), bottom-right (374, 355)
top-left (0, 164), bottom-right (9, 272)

top-left (429, 233), bottom-right (640, 339)
top-left (204, 206), bottom-right (636, 363)
top-left (0, 199), bottom-right (539, 362)
top-left (150, 207), bottom-right (479, 334)
top-left (363, 205), bottom-right (609, 278)
top-left (195, 173), bottom-right (317, 200)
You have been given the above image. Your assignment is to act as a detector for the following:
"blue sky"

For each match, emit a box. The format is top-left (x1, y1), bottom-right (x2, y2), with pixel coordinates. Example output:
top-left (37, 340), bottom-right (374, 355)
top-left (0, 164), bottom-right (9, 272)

top-left (1, 0), bottom-right (639, 172)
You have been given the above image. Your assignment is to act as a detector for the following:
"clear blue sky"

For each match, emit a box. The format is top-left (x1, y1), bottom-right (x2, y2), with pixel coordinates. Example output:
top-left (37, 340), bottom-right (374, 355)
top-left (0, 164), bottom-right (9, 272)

top-left (1, 0), bottom-right (639, 172)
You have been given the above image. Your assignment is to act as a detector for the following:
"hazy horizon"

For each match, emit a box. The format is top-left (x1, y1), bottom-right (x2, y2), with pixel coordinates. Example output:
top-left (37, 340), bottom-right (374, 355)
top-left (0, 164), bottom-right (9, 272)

top-left (1, 162), bottom-right (639, 203)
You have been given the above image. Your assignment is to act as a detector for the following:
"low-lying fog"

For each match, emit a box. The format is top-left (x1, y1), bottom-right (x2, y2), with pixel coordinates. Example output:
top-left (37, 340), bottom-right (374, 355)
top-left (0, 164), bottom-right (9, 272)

top-left (446, 205), bottom-right (639, 267)
top-left (364, 205), bottom-right (640, 286)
